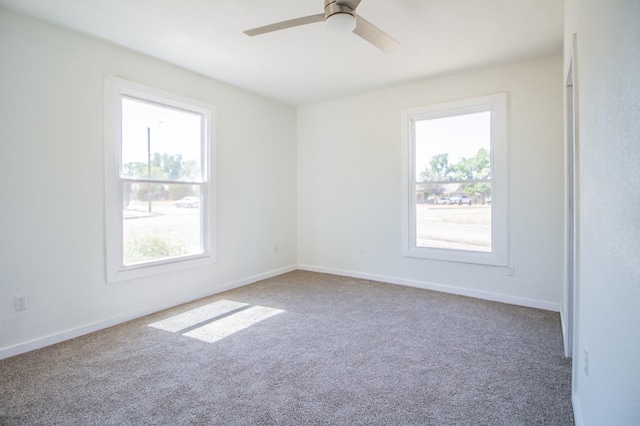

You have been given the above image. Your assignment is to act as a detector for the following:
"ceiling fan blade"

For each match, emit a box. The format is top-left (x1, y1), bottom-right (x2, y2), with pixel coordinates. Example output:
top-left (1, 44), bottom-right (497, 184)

top-left (353, 15), bottom-right (399, 52)
top-left (244, 14), bottom-right (325, 37)
top-left (336, 0), bottom-right (362, 10)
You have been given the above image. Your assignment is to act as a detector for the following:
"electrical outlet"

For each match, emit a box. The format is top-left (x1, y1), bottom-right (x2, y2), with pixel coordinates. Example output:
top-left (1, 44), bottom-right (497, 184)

top-left (14, 294), bottom-right (28, 311)
top-left (584, 347), bottom-right (589, 376)
top-left (359, 245), bottom-right (367, 255)
top-left (273, 244), bottom-right (278, 253)
top-left (507, 267), bottom-right (515, 277)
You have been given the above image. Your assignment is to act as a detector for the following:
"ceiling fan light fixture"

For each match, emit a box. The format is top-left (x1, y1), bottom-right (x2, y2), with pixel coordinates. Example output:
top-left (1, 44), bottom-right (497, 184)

top-left (325, 12), bottom-right (356, 32)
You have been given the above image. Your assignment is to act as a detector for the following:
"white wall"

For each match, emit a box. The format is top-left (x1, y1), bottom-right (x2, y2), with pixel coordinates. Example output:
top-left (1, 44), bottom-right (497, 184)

top-left (565, 1), bottom-right (640, 424)
top-left (0, 9), bottom-right (297, 358)
top-left (298, 55), bottom-right (564, 310)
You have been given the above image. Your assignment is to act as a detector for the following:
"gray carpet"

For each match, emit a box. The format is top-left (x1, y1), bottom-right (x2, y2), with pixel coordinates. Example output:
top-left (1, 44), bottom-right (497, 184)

top-left (0, 271), bottom-right (574, 425)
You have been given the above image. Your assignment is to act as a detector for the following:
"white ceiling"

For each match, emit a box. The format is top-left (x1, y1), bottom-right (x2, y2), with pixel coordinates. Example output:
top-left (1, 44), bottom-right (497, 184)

top-left (0, 0), bottom-right (563, 106)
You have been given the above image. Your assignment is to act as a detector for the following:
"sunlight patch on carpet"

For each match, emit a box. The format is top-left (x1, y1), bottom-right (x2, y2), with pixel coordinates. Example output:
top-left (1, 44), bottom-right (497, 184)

top-left (183, 305), bottom-right (284, 343)
top-left (148, 299), bottom-right (249, 332)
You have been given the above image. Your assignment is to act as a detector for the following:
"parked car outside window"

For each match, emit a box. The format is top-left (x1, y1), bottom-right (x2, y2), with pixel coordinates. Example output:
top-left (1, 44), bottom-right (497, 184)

top-left (175, 196), bottom-right (200, 208)
top-left (449, 195), bottom-right (473, 205)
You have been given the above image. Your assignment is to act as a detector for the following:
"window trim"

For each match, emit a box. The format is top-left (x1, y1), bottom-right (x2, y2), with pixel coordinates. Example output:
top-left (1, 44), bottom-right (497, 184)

top-left (401, 93), bottom-right (509, 266)
top-left (104, 75), bottom-right (216, 283)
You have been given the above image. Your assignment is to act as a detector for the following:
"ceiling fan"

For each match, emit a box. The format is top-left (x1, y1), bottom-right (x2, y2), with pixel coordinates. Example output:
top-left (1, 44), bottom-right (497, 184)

top-left (243, 0), bottom-right (399, 52)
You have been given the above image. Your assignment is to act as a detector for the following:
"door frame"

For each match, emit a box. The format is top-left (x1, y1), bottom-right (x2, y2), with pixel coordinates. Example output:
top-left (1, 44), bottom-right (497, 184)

top-left (563, 35), bottom-right (580, 358)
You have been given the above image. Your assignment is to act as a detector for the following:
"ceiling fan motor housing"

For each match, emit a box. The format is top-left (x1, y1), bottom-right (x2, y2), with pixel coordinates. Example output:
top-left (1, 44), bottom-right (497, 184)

top-left (324, 0), bottom-right (356, 20)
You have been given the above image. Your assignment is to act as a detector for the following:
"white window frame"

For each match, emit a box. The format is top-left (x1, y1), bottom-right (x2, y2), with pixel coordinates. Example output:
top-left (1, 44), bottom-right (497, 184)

top-left (104, 75), bottom-right (216, 283)
top-left (401, 93), bottom-right (509, 266)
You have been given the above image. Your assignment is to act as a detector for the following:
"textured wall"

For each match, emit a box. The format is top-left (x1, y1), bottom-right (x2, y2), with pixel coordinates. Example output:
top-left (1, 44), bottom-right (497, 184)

top-left (565, 0), bottom-right (640, 424)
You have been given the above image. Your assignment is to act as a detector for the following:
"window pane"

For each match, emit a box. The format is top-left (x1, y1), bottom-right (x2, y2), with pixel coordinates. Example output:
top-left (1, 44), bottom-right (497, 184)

top-left (415, 184), bottom-right (492, 251)
top-left (413, 111), bottom-right (492, 252)
top-left (121, 97), bottom-right (203, 182)
top-left (415, 111), bottom-right (491, 183)
top-left (122, 183), bottom-right (203, 265)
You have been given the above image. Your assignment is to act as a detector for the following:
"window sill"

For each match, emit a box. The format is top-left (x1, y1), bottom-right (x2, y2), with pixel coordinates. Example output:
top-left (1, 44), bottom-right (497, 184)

top-left (107, 253), bottom-right (215, 283)
top-left (403, 246), bottom-right (508, 266)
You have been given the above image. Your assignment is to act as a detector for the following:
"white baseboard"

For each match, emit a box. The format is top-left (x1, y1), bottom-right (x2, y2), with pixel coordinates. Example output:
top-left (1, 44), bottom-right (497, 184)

top-left (572, 393), bottom-right (584, 426)
top-left (0, 265), bottom-right (296, 360)
top-left (1, 263), bottom-right (563, 360)
top-left (298, 264), bottom-right (562, 312)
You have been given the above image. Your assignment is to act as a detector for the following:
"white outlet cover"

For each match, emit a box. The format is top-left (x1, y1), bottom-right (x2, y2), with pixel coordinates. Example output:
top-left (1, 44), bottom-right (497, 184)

top-left (14, 294), bottom-right (28, 311)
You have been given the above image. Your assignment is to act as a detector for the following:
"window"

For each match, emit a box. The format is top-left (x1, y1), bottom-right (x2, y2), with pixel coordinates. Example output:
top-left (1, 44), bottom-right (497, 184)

top-left (104, 76), bottom-right (215, 282)
top-left (401, 93), bottom-right (508, 265)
